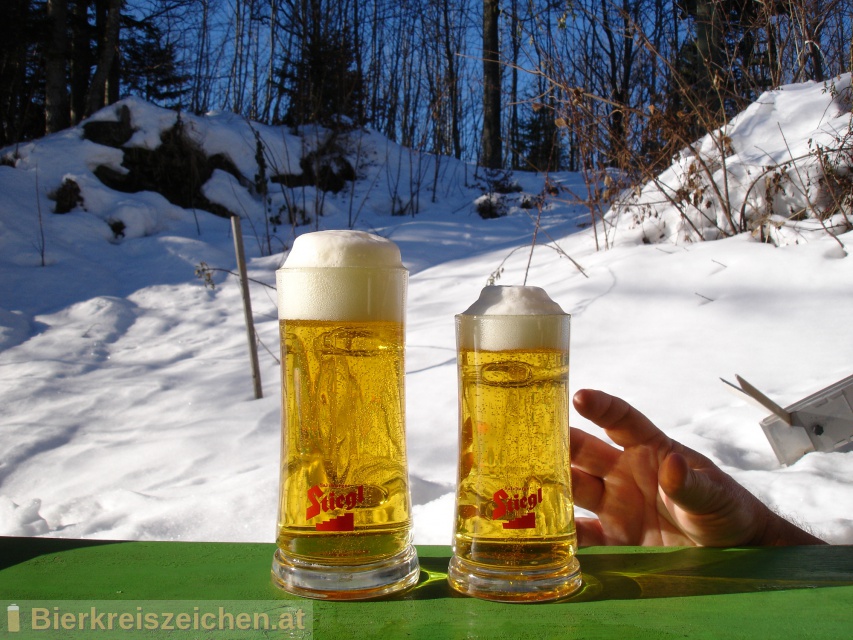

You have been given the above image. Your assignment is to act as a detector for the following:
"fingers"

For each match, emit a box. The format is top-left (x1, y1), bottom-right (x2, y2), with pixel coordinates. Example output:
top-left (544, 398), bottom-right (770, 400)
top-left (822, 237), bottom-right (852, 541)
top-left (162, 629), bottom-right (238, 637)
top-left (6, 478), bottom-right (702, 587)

top-left (571, 466), bottom-right (605, 512)
top-left (573, 388), bottom-right (667, 449)
top-left (570, 427), bottom-right (620, 479)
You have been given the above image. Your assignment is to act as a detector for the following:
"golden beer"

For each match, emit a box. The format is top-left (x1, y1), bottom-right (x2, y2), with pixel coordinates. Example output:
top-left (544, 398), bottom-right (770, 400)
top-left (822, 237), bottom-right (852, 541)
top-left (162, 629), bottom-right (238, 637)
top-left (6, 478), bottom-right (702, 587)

top-left (448, 287), bottom-right (581, 602)
top-left (276, 319), bottom-right (412, 560)
top-left (272, 231), bottom-right (419, 600)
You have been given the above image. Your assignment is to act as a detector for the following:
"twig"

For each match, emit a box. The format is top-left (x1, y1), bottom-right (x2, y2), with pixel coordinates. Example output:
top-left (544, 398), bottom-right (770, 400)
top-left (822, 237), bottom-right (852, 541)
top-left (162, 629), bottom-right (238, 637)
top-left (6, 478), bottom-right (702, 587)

top-left (519, 203), bottom-right (588, 278)
top-left (778, 124), bottom-right (847, 253)
top-left (194, 262), bottom-right (275, 290)
top-left (35, 167), bottom-right (46, 267)
top-left (523, 198), bottom-right (543, 285)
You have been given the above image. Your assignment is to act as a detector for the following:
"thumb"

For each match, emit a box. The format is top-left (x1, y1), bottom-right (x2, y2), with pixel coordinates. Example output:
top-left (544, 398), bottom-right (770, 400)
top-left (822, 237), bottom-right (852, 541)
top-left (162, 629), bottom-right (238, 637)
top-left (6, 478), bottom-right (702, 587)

top-left (659, 451), bottom-right (726, 516)
top-left (658, 451), bottom-right (768, 547)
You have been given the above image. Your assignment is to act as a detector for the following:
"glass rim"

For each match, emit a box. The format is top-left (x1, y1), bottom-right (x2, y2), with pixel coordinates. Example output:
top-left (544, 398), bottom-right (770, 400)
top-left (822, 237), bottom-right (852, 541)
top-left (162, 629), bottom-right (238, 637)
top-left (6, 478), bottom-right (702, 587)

top-left (276, 265), bottom-right (408, 272)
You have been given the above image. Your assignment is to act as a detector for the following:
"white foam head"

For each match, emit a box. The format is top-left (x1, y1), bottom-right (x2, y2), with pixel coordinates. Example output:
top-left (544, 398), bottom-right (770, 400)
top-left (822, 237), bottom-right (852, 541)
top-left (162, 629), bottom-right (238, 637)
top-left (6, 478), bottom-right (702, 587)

top-left (461, 285), bottom-right (565, 316)
top-left (276, 230), bottom-right (406, 322)
top-left (457, 286), bottom-right (568, 350)
top-left (283, 230), bottom-right (403, 268)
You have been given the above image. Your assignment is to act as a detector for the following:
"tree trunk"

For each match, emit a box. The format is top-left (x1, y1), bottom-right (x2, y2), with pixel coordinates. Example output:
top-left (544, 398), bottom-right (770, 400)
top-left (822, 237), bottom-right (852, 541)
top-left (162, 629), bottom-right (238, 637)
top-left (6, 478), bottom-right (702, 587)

top-left (69, 0), bottom-right (92, 124)
top-left (441, 0), bottom-right (462, 159)
top-left (803, 18), bottom-right (824, 82)
top-left (482, 0), bottom-right (501, 169)
top-left (0, 0), bottom-right (31, 144)
top-left (85, 0), bottom-right (122, 117)
top-left (508, 0), bottom-right (519, 169)
top-left (190, 0), bottom-right (211, 114)
top-left (45, 0), bottom-right (70, 133)
top-left (693, 0), bottom-right (726, 101)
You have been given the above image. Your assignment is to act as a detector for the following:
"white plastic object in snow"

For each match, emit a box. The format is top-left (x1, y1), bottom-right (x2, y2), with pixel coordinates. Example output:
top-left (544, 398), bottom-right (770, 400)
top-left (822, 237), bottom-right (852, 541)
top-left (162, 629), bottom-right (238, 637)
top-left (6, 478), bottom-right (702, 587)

top-left (722, 373), bottom-right (853, 466)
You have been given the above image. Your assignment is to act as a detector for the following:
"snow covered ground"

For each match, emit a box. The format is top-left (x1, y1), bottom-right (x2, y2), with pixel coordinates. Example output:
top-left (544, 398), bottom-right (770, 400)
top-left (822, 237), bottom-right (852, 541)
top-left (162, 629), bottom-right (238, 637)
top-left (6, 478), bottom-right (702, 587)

top-left (1, 76), bottom-right (852, 546)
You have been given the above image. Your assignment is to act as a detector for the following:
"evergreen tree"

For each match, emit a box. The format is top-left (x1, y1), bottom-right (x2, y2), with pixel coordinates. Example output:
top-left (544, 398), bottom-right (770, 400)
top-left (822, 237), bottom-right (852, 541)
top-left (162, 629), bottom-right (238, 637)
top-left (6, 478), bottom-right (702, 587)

top-left (280, 27), bottom-right (364, 128)
top-left (677, 0), bottom-right (785, 121)
top-left (0, 0), bottom-right (47, 144)
top-left (121, 16), bottom-right (189, 107)
top-left (517, 102), bottom-right (562, 172)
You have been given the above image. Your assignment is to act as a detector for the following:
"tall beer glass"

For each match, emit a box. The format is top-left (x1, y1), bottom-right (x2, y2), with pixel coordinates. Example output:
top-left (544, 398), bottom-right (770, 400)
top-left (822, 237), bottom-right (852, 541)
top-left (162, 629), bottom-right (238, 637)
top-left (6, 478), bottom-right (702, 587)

top-left (447, 285), bottom-right (582, 602)
top-left (271, 230), bottom-right (419, 600)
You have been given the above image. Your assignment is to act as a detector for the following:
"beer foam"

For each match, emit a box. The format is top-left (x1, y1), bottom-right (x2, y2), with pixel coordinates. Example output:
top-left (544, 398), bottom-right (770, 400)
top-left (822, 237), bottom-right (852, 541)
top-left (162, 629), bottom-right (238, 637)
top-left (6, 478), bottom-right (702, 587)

top-left (460, 286), bottom-right (565, 316)
top-left (458, 286), bottom-right (568, 351)
top-left (283, 230), bottom-right (403, 268)
top-left (277, 230), bottom-right (406, 321)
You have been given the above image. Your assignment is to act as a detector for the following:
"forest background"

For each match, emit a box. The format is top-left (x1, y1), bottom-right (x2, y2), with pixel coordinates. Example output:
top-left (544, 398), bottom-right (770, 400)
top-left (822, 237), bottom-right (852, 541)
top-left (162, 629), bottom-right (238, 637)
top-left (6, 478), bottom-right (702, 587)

top-left (2, 0), bottom-right (851, 201)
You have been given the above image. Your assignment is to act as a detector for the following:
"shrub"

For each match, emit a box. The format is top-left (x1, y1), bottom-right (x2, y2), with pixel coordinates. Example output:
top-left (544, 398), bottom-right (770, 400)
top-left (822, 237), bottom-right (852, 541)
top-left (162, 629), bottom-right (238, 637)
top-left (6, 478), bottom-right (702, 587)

top-left (49, 178), bottom-right (84, 214)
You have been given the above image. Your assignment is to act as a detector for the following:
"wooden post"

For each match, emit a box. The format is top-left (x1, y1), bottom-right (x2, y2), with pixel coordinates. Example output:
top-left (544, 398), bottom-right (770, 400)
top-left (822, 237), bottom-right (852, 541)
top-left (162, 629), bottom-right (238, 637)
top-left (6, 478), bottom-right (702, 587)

top-left (231, 215), bottom-right (263, 399)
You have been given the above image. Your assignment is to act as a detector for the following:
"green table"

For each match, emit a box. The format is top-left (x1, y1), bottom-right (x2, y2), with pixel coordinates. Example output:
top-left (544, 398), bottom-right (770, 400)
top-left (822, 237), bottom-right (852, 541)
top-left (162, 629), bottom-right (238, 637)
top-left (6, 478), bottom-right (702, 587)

top-left (2, 537), bottom-right (852, 639)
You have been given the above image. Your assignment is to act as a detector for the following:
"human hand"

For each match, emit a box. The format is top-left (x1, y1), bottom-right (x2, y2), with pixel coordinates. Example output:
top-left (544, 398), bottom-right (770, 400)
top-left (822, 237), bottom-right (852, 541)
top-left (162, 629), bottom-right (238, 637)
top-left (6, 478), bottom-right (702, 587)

top-left (570, 388), bottom-right (825, 547)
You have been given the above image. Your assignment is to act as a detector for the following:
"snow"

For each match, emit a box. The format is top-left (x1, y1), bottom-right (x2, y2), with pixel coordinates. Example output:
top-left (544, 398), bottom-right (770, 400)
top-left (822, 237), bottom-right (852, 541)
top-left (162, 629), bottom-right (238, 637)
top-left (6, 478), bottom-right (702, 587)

top-left (1, 76), bottom-right (852, 547)
top-left (615, 75), bottom-right (853, 245)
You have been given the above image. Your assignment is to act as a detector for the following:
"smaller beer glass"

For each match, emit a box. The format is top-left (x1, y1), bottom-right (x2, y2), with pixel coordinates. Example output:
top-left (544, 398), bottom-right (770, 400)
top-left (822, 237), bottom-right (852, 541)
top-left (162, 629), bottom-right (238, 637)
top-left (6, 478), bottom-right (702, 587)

top-left (271, 230), bottom-right (419, 600)
top-left (448, 285), bottom-right (582, 602)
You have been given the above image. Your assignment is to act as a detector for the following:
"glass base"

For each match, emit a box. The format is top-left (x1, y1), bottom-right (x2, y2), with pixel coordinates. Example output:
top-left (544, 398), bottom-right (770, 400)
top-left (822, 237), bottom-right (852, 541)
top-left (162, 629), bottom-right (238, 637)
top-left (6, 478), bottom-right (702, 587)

top-left (447, 554), bottom-right (582, 602)
top-left (271, 544), bottom-right (420, 600)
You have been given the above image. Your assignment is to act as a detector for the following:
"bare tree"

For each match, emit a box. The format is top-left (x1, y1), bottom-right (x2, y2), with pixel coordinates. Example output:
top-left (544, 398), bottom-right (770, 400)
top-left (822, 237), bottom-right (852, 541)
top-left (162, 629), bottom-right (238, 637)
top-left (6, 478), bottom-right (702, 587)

top-left (85, 0), bottom-right (122, 117)
top-left (482, 0), bottom-right (502, 168)
top-left (69, 0), bottom-right (93, 124)
top-left (45, 0), bottom-right (70, 133)
top-left (0, 0), bottom-right (34, 144)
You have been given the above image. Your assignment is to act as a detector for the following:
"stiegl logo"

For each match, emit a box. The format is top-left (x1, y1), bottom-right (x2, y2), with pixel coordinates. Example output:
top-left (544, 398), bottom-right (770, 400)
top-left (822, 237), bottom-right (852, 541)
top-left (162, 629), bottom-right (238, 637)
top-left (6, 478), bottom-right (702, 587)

top-left (306, 484), bottom-right (365, 531)
top-left (492, 487), bottom-right (543, 529)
